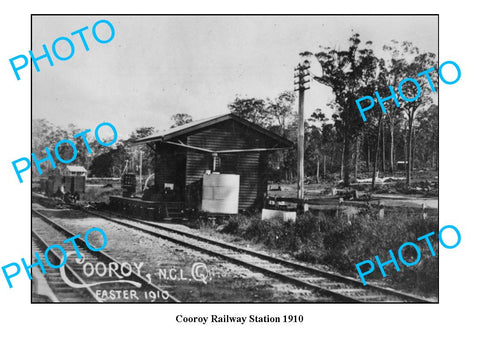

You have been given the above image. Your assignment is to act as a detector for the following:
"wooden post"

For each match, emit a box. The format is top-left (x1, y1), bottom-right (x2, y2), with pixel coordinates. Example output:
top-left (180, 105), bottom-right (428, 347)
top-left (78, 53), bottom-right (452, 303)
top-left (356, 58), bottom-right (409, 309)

top-left (298, 86), bottom-right (305, 201)
top-left (139, 150), bottom-right (143, 191)
top-left (323, 154), bottom-right (326, 179)
top-left (421, 203), bottom-right (427, 220)
top-left (212, 153), bottom-right (218, 171)
top-left (294, 61), bottom-right (310, 205)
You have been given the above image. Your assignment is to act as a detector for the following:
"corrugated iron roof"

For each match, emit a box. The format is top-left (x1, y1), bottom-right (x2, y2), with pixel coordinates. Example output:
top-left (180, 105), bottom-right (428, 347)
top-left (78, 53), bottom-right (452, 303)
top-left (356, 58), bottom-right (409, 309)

top-left (134, 113), bottom-right (292, 147)
top-left (66, 165), bottom-right (87, 172)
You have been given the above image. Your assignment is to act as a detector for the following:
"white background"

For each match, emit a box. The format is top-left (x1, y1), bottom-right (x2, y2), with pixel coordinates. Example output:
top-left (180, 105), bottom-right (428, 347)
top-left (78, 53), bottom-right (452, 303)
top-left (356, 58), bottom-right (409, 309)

top-left (0, 1), bottom-right (477, 348)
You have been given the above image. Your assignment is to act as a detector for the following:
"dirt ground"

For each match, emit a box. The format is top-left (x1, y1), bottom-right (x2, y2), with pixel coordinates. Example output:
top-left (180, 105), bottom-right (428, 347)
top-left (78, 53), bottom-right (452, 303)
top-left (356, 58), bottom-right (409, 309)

top-left (32, 205), bottom-right (332, 302)
top-left (268, 171), bottom-right (438, 210)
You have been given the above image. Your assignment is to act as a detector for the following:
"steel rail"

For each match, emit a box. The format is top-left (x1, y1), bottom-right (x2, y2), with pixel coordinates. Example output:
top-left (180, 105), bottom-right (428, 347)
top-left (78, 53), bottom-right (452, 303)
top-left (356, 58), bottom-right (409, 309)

top-left (32, 229), bottom-right (101, 302)
top-left (32, 209), bottom-right (180, 303)
top-left (79, 209), bottom-right (357, 302)
top-left (114, 212), bottom-right (429, 302)
top-left (86, 208), bottom-right (432, 303)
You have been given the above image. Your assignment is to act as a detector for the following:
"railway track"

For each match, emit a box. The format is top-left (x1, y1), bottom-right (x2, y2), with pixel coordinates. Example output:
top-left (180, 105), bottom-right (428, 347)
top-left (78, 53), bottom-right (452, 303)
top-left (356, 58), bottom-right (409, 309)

top-left (32, 235), bottom-right (93, 302)
top-left (32, 210), bottom-right (179, 303)
top-left (74, 207), bottom-right (431, 303)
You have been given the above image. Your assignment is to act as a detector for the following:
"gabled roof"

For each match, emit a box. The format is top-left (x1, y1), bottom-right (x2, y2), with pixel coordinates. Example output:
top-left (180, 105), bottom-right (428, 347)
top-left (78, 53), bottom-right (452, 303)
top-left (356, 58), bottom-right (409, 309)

top-left (134, 113), bottom-right (293, 147)
top-left (65, 165), bottom-right (87, 172)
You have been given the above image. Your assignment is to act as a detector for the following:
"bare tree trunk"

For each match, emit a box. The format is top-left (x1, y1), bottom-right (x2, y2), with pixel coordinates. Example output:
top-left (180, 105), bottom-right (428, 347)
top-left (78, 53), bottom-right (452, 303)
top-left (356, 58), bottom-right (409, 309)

top-left (342, 133), bottom-right (351, 187)
top-left (382, 123), bottom-right (387, 173)
top-left (354, 135), bottom-right (360, 180)
top-left (340, 140), bottom-right (344, 183)
top-left (372, 117), bottom-right (382, 190)
top-left (412, 127), bottom-right (416, 172)
top-left (323, 155), bottom-right (326, 179)
top-left (407, 112), bottom-right (414, 187)
top-left (316, 159), bottom-right (320, 184)
top-left (366, 142), bottom-right (370, 172)
top-left (331, 145), bottom-right (335, 172)
top-left (403, 124), bottom-right (407, 179)
top-left (389, 119), bottom-right (395, 175)
top-left (381, 121), bottom-right (386, 173)
top-left (393, 142), bottom-right (395, 174)
top-left (330, 143), bottom-right (337, 171)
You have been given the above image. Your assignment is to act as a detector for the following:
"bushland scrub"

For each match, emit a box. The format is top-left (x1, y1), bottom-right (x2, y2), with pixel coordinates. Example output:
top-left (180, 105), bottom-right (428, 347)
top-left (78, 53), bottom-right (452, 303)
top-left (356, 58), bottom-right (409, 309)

top-left (84, 185), bottom-right (122, 202)
top-left (220, 210), bottom-right (438, 297)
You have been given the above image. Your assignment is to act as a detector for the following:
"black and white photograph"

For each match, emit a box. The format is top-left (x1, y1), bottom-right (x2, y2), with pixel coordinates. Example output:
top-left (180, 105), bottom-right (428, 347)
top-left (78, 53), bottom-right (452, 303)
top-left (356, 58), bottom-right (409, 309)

top-left (30, 15), bottom-right (439, 303)
top-left (5, 0), bottom-right (480, 347)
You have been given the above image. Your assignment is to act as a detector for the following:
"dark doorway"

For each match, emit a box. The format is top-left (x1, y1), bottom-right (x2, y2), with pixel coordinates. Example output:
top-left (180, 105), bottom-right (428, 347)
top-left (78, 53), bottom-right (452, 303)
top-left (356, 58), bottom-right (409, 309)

top-left (173, 151), bottom-right (186, 201)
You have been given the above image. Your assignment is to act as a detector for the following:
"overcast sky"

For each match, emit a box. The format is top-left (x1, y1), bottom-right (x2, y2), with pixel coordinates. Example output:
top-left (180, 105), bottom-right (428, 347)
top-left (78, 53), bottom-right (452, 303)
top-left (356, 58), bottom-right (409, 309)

top-left (33, 15), bottom-right (438, 138)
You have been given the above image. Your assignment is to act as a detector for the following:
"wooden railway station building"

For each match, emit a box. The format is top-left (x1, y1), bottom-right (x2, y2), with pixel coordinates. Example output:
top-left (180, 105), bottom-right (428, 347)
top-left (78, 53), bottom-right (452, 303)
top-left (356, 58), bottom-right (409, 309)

top-left (120, 113), bottom-right (292, 218)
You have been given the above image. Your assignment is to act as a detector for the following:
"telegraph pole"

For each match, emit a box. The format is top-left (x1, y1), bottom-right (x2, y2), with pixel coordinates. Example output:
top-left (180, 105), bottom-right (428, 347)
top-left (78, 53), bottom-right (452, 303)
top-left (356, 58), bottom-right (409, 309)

top-left (294, 60), bottom-right (310, 204)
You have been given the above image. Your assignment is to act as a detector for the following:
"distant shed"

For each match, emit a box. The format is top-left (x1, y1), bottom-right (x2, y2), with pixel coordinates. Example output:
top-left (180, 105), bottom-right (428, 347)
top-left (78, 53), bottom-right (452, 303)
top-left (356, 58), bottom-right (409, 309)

top-left (63, 165), bottom-right (88, 177)
top-left (135, 113), bottom-right (293, 212)
top-left (44, 165), bottom-right (88, 196)
top-left (63, 165), bottom-right (87, 194)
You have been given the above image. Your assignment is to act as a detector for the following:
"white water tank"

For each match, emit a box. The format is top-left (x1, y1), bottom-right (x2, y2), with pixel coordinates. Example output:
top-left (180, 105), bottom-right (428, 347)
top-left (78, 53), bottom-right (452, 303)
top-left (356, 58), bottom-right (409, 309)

top-left (202, 173), bottom-right (240, 214)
